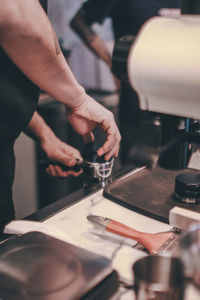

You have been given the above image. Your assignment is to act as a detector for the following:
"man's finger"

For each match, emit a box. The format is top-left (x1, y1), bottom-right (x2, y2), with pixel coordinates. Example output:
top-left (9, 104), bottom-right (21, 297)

top-left (52, 151), bottom-right (77, 167)
top-left (46, 165), bottom-right (57, 177)
top-left (54, 165), bottom-right (71, 177)
top-left (67, 170), bottom-right (83, 177)
top-left (83, 131), bottom-right (94, 144)
top-left (97, 127), bottom-right (121, 159)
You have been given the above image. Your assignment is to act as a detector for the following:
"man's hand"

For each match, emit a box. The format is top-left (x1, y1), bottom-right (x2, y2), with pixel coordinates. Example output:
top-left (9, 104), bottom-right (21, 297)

top-left (40, 134), bottom-right (83, 178)
top-left (27, 112), bottom-right (82, 178)
top-left (66, 95), bottom-right (121, 161)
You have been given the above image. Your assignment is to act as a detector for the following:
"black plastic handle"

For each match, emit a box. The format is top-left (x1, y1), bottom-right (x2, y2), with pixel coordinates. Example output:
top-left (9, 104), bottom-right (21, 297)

top-left (38, 159), bottom-right (83, 172)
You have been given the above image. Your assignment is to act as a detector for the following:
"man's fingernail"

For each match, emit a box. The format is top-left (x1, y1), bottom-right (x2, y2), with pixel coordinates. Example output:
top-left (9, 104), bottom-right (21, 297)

top-left (97, 150), bottom-right (102, 156)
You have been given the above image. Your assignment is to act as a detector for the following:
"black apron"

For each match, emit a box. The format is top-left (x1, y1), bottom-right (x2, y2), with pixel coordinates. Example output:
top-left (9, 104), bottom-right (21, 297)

top-left (0, 0), bottom-right (47, 230)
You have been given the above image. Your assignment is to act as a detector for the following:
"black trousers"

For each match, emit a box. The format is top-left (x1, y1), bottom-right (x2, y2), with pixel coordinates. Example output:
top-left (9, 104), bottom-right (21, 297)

top-left (0, 144), bottom-right (15, 232)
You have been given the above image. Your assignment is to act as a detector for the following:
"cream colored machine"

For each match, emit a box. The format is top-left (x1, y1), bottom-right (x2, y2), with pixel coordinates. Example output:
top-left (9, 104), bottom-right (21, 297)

top-left (113, 1), bottom-right (200, 120)
top-left (128, 15), bottom-right (200, 119)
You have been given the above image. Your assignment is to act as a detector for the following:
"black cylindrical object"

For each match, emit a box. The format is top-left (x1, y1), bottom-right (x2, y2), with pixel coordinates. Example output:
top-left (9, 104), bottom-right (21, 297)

top-left (181, 0), bottom-right (200, 14)
top-left (112, 36), bottom-right (135, 81)
top-left (159, 116), bottom-right (190, 170)
top-left (175, 172), bottom-right (200, 204)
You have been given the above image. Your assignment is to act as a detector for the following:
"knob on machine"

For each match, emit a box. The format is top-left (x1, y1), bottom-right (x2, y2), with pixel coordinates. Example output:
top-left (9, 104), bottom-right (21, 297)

top-left (175, 173), bottom-right (200, 204)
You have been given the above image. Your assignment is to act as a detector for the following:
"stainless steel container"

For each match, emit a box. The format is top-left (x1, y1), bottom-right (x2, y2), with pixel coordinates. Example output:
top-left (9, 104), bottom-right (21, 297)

top-left (179, 222), bottom-right (200, 290)
top-left (81, 158), bottom-right (114, 182)
top-left (132, 255), bottom-right (185, 300)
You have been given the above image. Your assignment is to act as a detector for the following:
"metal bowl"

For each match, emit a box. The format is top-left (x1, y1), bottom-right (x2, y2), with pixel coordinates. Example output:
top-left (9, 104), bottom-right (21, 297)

top-left (82, 158), bottom-right (114, 182)
top-left (179, 222), bottom-right (200, 289)
top-left (132, 255), bottom-right (185, 300)
top-left (82, 143), bottom-right (114, 182)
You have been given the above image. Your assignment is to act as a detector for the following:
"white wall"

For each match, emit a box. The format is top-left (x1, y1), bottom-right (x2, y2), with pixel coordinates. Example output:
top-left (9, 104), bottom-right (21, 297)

top-left (13, 134), bottom-right (38, 219)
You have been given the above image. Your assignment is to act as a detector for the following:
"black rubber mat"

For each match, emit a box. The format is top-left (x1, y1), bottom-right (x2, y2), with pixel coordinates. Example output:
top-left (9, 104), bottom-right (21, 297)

top-left (104, 167), bottom-right (200, 223)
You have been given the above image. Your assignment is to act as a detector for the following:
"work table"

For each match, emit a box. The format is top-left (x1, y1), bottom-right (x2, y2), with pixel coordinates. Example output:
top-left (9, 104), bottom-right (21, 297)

top-left (1, 167), bottom-right (200, 299)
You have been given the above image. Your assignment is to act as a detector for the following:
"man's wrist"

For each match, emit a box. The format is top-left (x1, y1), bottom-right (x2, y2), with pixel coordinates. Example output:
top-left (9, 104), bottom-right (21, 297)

top-left (39, 126), bottom-right (56, 144)
top-left (64, 85), bottom-right (88, 111)
top-left (27, 112), bottom-right (56, 144)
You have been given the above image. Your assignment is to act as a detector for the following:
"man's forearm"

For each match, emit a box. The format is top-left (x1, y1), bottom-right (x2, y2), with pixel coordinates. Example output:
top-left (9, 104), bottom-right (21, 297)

top-left (70, 9), bottom-right (112, 67)
top-left (0, 0), bottom-right (86, 109)
top-left (27, 111), bottom-right (56, 144)
top-left (89, 36), bottom-right (112, 68)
